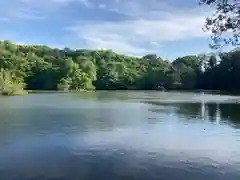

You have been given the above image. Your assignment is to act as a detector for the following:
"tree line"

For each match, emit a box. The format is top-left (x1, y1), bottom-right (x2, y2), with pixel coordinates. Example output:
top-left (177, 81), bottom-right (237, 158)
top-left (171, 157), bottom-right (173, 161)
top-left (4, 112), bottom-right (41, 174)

top-left (0, 40), bottom-right (240, 91)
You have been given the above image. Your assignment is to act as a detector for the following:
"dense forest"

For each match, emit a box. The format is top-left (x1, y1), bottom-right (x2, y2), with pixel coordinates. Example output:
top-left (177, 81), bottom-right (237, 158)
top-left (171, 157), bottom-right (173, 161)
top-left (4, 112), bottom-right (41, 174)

top-left (0, 40), bottom-right (240, 92)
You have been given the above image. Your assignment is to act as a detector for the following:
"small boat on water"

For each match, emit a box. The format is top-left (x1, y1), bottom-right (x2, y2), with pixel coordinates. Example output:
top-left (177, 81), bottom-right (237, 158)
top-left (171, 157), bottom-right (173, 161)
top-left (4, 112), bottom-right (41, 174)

top-left (155, 83), bottom-right (166, 91)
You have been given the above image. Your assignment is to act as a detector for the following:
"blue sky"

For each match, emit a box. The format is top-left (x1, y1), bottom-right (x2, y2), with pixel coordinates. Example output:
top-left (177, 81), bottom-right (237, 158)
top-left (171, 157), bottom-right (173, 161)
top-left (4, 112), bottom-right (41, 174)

top-left (0, 0), bottom-right (230, 60)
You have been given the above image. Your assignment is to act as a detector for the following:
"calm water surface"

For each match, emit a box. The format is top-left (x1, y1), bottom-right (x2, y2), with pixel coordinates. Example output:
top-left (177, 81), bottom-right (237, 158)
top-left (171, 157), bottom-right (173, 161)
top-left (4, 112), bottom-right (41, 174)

top-left (0, 91), bottom-right (240, 180)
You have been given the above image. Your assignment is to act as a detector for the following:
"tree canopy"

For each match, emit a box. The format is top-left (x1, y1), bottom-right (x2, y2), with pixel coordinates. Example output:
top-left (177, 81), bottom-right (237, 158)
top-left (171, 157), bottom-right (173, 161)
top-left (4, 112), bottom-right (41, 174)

top-left (1, 40), bottom-right (240, 91)
top-left (200, 0), bottom-right (240, 48)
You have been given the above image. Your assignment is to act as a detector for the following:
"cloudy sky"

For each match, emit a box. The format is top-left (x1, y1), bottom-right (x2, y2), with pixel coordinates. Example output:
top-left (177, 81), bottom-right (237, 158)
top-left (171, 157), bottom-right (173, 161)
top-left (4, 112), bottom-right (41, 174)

top-left (0, 0), bottom-right (220, 59)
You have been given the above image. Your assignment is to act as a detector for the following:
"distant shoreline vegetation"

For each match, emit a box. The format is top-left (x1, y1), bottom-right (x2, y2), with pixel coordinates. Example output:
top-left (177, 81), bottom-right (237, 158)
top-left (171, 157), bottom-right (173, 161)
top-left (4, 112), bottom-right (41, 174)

top-left (0, 69), bottom-right (26, 96)
top-left (0, 40), bottom-right (240, 96)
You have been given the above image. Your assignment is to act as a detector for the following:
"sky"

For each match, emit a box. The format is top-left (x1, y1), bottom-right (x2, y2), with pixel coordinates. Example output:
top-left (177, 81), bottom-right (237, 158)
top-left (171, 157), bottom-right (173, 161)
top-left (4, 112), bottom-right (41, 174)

top-left (0, 0), bottom-right (229, 60)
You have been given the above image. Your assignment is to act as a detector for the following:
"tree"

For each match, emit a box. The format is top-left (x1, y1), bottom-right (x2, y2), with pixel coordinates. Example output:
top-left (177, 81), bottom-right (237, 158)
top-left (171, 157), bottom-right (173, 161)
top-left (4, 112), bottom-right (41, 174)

top-left (0, 69), bottom-right (25, 95)
top-left (142, 54), bottom-right (158, 61)
top-left (2, 39), bottom-right (240, 92)
top-left (209, 55), bottom-right (217, 69)
top-left (200, 0), bottom-right (240, 48)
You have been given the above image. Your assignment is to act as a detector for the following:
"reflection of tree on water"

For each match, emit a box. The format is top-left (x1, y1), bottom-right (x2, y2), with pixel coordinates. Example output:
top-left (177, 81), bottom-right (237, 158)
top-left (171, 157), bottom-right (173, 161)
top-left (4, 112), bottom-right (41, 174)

top-left (177, 102), bottom-right (240, 128)
top-left (146, 100), bottom-right (240, 129)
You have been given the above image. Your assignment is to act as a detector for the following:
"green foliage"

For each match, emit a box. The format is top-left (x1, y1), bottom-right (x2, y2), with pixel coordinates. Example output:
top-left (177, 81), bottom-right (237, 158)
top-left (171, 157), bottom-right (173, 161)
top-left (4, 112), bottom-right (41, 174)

top-left (57, 78), bottom-right (72, 91)
top-left (0, 40), bottom-right (240, 92)
top-left (200, 0), bottom-right (240, 48)
top-left (0, 69), bottom-right (26, 96)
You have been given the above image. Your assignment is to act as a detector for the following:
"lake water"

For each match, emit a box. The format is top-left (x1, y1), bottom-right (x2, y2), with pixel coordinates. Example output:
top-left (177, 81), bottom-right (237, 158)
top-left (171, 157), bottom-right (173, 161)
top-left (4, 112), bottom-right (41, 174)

top-left (0, 91), bottom-right (240, 180)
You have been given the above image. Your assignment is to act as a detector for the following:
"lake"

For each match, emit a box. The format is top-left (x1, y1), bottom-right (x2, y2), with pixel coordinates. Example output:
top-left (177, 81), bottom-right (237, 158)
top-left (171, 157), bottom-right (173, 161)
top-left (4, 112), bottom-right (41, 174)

top-left (0, 91), bottom-right (240, 180)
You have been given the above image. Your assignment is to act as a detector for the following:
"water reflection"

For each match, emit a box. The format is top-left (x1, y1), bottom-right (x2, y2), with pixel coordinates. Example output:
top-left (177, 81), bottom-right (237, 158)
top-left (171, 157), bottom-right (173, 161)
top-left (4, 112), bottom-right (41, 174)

top-left (146, 100), bottom-right (240, 129)
top-left (0, 92), bottom-right (240, 180)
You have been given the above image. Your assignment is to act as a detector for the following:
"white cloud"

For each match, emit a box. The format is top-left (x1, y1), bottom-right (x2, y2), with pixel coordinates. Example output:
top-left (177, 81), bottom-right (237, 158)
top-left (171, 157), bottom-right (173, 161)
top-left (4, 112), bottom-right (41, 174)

top-left (78, 0), bottom-right (92, 7)
top-left (67, 8), bottom-right (210, 55)
top-left (84, 36), bottom-right (150, 55)
top-left (42, 0), bottom-right (92, 7)
top-left (0, 0), bottom-right (213, 56)
top-left (150, 41), bottom-right (162, 48)
top-left (20, 0), bottom-right (92, 6)
top-left (12, 7), bottom-right (45, 20)
top-left (98, 4), bottom-right (106, 9)
top-left (3, 0), bottom-right (93, 20)
top-left (98, 0), bottom-right (191, 19)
